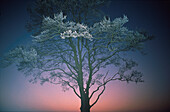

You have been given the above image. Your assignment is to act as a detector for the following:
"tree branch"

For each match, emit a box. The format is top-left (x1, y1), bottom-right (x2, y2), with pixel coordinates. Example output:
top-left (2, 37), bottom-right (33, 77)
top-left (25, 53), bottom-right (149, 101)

top-left (89, 72), bottom-right (118, 99)
top-left (46, 76), bottom-right (81, 99)
top-left (60, 55), bottom-right (78, 73)
top-left (59, 77), bottom-right (81, 99)
top-left (92, 51), bottom-right (118, 71)
top-left (41, 67), bottom-right (77, 80)
top-left (90, 84), bottom-right (106, 108)
top-left (65, 63), bottom-right (77, 78)
top-left (67, 81), bottom-right (81, 99)
top-left (85, 39), bottom-right (93, 94)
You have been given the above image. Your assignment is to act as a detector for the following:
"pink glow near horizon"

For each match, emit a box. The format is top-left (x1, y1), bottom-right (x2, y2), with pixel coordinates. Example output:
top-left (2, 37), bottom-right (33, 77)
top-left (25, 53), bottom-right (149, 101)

top-left (0, 65), bottom-right (169, 111)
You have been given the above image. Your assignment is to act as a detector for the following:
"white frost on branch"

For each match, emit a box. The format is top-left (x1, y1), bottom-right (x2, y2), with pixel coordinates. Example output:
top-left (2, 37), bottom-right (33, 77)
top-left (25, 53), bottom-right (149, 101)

top-left (60, 30), bottom-right (93, 40)
top-left (32, 12), bottom-right (133, 42)
top-left (92, 15), bottom-right (129, 34)
top-left (32, 12), bottom-right (93, 41)
top-left (32, 12), bottom-right (148, 54)
top-left (8, 47), bottom-right (38, 65)
top-left (21, 48), bottom-right (38, 62)
top-left (43, 12), bottom-right (66, 25)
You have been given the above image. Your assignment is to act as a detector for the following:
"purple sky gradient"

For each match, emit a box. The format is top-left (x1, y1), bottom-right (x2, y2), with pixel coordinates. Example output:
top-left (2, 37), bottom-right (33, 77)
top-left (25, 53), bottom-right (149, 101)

top-left (0, 0), bottom-right (170, 111)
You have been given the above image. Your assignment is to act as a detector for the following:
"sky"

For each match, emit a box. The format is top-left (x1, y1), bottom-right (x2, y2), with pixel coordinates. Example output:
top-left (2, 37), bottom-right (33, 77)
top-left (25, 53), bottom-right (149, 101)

top-left (0, 0), bottom-right (170, 112)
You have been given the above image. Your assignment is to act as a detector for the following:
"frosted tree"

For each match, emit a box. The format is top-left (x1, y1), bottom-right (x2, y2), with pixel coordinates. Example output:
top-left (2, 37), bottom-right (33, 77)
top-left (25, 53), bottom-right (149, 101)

top-left (1, 12), bottom-right (153, 112)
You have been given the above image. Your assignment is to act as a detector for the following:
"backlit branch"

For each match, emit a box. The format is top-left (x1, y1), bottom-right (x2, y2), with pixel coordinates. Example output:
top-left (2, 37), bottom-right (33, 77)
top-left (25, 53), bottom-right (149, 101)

top-left (41, 67), bottom-right (77, 81)
top-left (90, 84), bottom-right (106, 108)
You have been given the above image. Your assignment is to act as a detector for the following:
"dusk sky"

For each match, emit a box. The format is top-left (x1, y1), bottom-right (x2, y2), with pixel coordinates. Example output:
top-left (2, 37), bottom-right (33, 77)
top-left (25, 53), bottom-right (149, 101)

top-left (0, 0), bottom-right (170, 112)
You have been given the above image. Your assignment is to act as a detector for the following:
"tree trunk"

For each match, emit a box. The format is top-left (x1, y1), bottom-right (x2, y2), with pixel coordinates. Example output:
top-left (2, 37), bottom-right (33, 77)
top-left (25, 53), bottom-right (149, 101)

top-left (80, 98), bottom-right (90, 112)
top-left (80, 93), bottom-right (90, 112)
